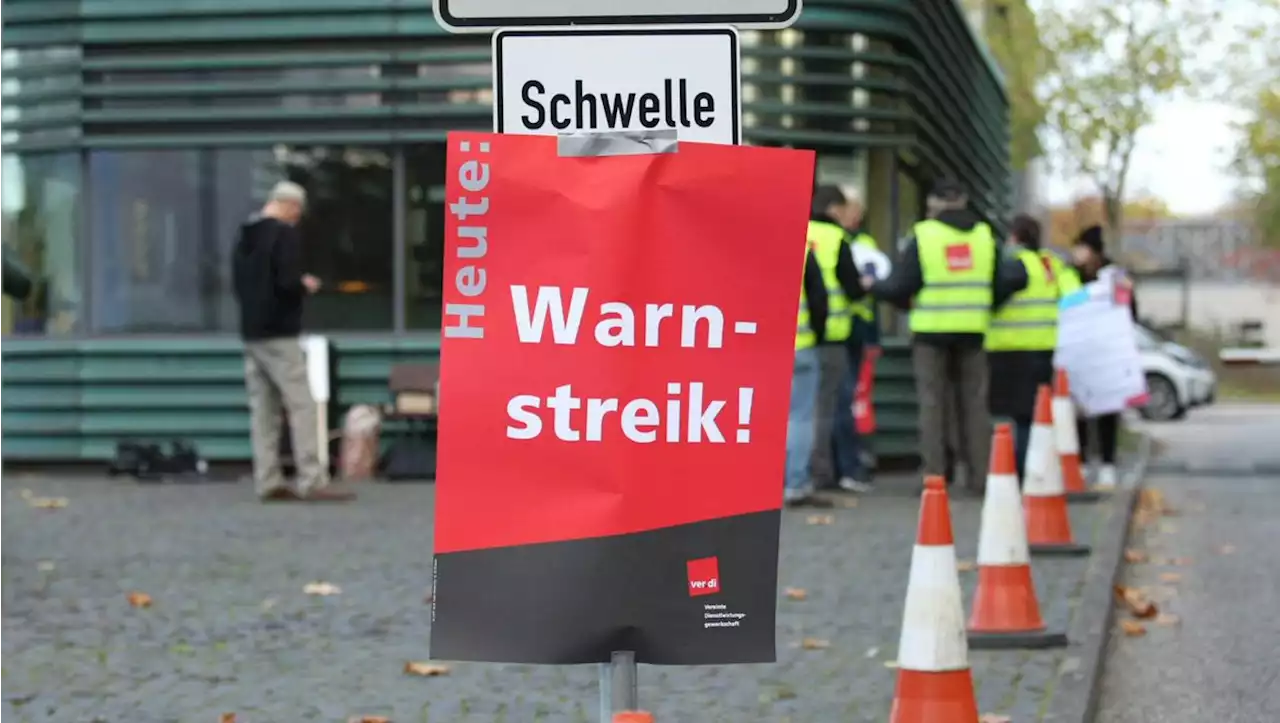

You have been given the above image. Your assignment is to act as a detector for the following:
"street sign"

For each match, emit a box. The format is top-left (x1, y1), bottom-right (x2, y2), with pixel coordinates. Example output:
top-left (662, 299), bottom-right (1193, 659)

top-left (436, 0), bottom-right (801, 33)
top-left (493, 27), bottom-right (741, 145)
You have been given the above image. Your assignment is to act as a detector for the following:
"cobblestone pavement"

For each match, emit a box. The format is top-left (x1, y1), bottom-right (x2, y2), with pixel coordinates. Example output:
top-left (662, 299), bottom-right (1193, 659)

top-left (3, 474), bottom-right (1124, 723)
top-left (1097, 404), bottom-right (1280, 723)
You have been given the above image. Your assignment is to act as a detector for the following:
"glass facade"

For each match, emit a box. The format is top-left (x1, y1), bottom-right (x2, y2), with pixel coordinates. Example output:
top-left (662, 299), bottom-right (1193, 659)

top-left (1, 153), bottom-right (82, 335)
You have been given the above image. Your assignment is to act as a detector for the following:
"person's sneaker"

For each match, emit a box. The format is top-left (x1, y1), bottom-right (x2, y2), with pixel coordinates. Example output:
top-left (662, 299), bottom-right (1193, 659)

top-left (298, 485), bottom-right (357, 502)
top-left (838, 476), bottom-right (875, 494)
top-left (1096, 464), bottom-right (1119, 489)
top-left (785, 494), bottom-right (834, 509)
top-left (260, 487), bottom-right (300, 502)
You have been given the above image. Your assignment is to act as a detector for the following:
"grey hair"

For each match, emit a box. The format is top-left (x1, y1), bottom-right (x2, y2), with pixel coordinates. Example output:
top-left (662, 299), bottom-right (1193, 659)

top-left (269, 180), bottom-right (307, 206)
top-left (839, 184), bottom-right (864, 208)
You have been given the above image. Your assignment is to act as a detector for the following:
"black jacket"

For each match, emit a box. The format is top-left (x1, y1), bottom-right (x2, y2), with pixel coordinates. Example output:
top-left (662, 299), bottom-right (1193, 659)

top-left (870, 209), bottom-right (1028, 348)
top-left (232, 215), bottom-right (306, 341)
top-left (809, 214), bottom-right (869, 345)
top-left (802, 248), bottom-right (829, 345)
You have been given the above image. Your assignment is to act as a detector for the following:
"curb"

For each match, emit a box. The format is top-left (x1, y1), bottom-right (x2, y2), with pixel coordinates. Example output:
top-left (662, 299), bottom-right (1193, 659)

top-left (1042, 431), bottom-right (1150, 723)
top-left (1145, 461), bottom-right (1280, 477)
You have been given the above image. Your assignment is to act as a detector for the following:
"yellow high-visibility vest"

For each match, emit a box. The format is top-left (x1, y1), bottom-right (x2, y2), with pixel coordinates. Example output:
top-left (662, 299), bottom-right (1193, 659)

top-left (847, 232), bottom-right (879, 324)
top-left (985, 248), bottom-right (1060, 351)
top-left (808, 221), bottom-right (852, 342)
top-left (796, 278), bottom-right (817, 351)
top-left (909, 220), bottom-right (996, 334)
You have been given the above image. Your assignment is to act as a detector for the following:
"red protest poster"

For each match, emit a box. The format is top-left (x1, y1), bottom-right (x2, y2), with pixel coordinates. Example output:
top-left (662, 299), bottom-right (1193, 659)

top-left (430, 131), bottom-right (815, 666)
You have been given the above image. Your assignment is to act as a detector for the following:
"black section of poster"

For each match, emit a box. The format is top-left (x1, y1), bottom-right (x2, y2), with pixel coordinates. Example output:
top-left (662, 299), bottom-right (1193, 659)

top-left (430, 510), bottom-right (780, 665)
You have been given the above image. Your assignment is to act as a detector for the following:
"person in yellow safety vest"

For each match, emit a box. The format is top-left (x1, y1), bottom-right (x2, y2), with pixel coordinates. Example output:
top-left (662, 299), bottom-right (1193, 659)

top-left (785, 239), bottom-right (833, 508)
top-left (985, 214), bottom-right (1079, 481)
top-left (861, 178), bottom-right (1028, 496)
top-left (806, 185), bottom-right (880, 496)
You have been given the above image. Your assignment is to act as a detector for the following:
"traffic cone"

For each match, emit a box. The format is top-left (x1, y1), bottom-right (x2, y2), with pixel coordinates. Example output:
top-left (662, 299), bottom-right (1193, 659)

top-left (1025, 385), bottom-right (1091, 557)
top-left (1053, 369), bottom-right (1104, 502)
top-left (613, 713), bottom-right (653, 723)
top-left (967, 424), bottom-right (1069, 650)
top-left (889, 475), bottom-right (979, 723)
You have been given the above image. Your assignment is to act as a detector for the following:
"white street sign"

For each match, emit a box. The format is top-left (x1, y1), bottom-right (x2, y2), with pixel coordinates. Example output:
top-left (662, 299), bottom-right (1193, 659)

top-left (493, 27), bottom-right (742, 145)
top-left (437, 0), bottom-right (800, 32)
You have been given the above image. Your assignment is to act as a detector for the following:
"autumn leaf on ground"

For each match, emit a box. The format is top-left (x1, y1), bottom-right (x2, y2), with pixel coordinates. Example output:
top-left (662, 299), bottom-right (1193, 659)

top-left (1138, 488), bottom-right (1175, 515)
top-left (799, 637), bottom-right (830, 650)
top-left (220, 714), bottom-right (237, 723)
top-left (784, 587), bottom-right (808, 601)
top-left (1159, 572), bottom-right (1183, 583)
top-left (883, 660), bottom-right (900, 669)
top-left (835, 497), bottom-right (859, 509)
top-left (955, 559), bottom-right (977, 572)
top-left (1156, 613), bottom-right (1181, 626)
top-left (805, 514), bottom-right (835, 526)
top-left (303, 581), bottom-right (342, 596)
top-left (1114, 585), bottom-right (1157, 618)
top-left (127, 592), bottom-right (153, 608)
top-left (1162, 556), bottom-right (1193, 566)
top-left (28, 496), bottom-right (69, 509)
top-left (1120, 620), bottom-right (1147, 636)
top-left (404, 661), bottom-right (451, 677)
top-left (979, 715), bottom-right (1013, 723)
top-left (346, 717), bottom-right (391, 723)
top-left (1218, 544), bottom-right (1237, 555)
top-left (1124, 549), bottom-right (1149, 563)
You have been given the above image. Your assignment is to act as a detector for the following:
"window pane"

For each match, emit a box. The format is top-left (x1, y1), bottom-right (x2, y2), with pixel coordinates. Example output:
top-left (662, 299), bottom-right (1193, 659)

top-left (2, 153), bottom-right (82, 335)
top-left (283, 146), bottom-right (393, 331)
top-left (88, 146), bottom-right (393, 333)
top-left (404, 143), bottom-right (448, 330)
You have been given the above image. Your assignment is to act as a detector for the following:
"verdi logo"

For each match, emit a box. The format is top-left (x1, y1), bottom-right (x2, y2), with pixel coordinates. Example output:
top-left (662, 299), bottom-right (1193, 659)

top-left (686, 556), bottom-right (721, 597)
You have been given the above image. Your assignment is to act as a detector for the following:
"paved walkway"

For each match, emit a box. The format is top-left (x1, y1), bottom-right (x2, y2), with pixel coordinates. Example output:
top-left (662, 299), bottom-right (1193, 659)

top-left (4, 474), bottom-right (1122, 723)
top-left (1097, 404), bottom-right (1280, 723)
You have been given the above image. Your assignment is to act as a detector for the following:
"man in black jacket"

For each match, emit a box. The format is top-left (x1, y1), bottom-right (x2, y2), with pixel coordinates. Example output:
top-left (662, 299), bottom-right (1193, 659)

top-left (864, 179), bottom-right (1027, 494)
top-left (233, 181), bottom-right (354, 503)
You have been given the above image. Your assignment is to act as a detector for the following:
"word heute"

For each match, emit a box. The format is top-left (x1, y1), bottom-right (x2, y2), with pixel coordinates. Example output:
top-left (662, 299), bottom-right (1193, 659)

top-left (443, 137), bottom-right (758, 446)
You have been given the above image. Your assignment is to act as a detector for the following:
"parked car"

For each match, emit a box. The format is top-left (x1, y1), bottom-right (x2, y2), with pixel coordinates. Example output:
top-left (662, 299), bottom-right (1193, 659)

top-left (1134, 325), bottom-right (1216, 421)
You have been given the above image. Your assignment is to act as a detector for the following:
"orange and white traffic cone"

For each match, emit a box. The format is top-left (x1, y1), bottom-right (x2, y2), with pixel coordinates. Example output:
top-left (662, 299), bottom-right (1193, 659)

top-left (1053, 369), bottom-right (1104, 502)
top-left (889, 475), bottom-right (979, 723)
top-left (967, 424), bottom-right (1069, 649)
top-left (613, 713), bottom-right (653, 723)
top-left (1025, 385), bottom-right (1091, 557)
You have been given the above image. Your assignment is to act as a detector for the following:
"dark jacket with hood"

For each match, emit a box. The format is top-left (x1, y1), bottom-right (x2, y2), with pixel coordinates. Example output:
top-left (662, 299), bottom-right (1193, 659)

top-left (869, 208), bottom-right (1028, 348)
top-left (232, 214), bottom-right (306, 341)
top-left (809, 211), bottom-right (871, 345)
top-left (802, 248), bottom-right (830, 346)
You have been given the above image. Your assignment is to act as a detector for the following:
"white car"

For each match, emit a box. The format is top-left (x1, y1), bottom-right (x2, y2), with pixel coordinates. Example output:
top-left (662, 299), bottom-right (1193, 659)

top-left (1134, 325), bottom-right (1217, 421)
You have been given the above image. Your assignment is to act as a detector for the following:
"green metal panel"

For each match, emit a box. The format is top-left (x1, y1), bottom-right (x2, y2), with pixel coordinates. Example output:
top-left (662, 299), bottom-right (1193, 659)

top-left (3, 0), bottom-right (1010, 216)
top-left (1, 335), bottom-right (919, 462)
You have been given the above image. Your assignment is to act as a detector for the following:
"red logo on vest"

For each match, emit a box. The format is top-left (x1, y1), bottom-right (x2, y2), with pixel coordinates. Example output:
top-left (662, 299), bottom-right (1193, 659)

top-left (945, 243), bottom-right (973, 271)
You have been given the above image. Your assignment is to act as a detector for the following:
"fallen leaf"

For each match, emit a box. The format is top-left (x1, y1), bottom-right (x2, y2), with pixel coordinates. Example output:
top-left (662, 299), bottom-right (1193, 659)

top-left (261, 597), bottom-right (278, 611)
top-left (1163, 556), bottom-right (1193, 566)
top-left (303, 581), bottom-right (342, 596)
top-left (220, 714), bottom-right (237, 723)
top-left (1120, 620), bottom-right (1147, 636)
top-left (1124, 549), bottom-right (1149, 563)
top-left (835, 497), bottom-right (859, 509)
top-left (864, 646), bottom-right (880, 658)
top-left (28, 496), bottom-right (68, 509)
top-left (1114, 586), bottom-right (1158, 618)
top-left (404, 661), bottom-right (451, 677)
top-left (1156, 613), bottom-right (1181, 626)
top-left (956, 559), bottom-right (977, 572)
top-left (36, 561), bottom-right (56, 572)
top-left (127, 592), bottom-right (153, 608)
top-left (1159, 572), bottom-right (1183, 583)
top-left (1218, 544), bottom-right (1237, 555)
top-left (883, 660), bottom-right (900, 669)
top-left (1138, 488), bottom-right (1176, 515)
top-left (799, 637), bottom-right (830, 650)
top-left (805, 514), bottom-right (835, 526)
top-left (347, 717), bottom-right (391, 723)
top-left (979, 715), bottom-right (1012, 723)
top-left (784, 587), bottom-right (808, 601)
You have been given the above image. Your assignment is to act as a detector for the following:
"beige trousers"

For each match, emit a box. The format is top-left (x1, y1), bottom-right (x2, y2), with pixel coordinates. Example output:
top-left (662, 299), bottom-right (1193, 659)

top-left (243, 337), bottom-right (327, 495)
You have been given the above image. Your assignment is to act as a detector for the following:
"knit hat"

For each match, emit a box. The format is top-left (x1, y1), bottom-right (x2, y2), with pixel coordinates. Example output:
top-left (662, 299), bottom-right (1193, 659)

top-left (1074, 225), bottom-right (1104, 254)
